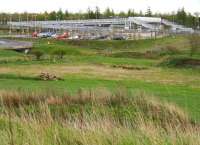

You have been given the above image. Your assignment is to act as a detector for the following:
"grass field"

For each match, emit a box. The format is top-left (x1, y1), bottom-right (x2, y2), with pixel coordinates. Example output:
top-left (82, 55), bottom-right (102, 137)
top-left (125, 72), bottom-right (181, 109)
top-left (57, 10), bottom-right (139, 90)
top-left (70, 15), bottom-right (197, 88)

top-left (0, 35), bottom-right (200, 144)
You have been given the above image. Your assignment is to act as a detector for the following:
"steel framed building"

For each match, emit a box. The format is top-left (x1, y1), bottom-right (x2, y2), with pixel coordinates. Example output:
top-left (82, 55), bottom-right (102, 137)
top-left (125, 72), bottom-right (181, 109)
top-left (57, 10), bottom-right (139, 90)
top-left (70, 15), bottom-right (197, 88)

top-left (7, 17), bottom-right (194, 39)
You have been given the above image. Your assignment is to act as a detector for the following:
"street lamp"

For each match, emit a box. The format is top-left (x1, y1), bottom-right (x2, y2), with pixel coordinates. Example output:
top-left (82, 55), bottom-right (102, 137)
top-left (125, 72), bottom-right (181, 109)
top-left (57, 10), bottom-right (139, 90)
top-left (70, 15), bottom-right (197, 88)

top-left (26, 13), bottom-right (30, 35)
top-left (18, 14), bottom-right (24, 34)
top-left (56, 15), bottom-right (59, 33)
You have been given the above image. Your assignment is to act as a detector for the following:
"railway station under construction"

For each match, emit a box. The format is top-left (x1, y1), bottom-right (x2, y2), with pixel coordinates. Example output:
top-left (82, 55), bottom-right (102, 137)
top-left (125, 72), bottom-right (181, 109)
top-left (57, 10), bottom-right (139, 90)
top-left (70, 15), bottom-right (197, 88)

top-left (7, 17), bottom-right (194, 40)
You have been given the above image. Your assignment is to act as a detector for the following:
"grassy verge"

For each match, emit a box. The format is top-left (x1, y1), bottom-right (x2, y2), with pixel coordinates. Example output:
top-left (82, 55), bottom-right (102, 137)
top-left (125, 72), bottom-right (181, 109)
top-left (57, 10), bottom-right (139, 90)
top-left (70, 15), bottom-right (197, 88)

top-left (0, 89), bottom-right (199, 145)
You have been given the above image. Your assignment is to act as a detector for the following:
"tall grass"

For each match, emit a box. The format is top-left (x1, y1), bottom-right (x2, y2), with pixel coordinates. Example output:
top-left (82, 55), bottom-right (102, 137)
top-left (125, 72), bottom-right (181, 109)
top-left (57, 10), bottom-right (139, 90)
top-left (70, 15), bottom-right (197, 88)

top-left (0, 88), bottom-right (199, 145)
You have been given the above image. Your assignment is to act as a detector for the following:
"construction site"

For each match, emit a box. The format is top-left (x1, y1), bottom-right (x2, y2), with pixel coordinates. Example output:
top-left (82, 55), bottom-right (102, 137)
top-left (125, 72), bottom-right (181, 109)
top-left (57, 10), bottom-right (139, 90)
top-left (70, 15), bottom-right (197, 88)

top-left (4, 17), bottom-right (194, 40)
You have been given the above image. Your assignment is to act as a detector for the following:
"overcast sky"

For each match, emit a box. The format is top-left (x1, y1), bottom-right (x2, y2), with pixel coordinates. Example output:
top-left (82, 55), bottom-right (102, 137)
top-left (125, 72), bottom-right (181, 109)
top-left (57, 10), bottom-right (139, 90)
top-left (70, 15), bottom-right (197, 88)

top-left (0, 0), bottom-right (199, 14)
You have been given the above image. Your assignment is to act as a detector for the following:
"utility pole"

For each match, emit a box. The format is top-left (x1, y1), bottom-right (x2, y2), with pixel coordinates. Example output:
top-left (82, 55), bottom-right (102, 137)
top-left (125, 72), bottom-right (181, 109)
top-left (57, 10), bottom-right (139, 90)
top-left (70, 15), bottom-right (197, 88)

top-left (44, 15), bottom-right (49, 32)
top-left (9, 14), bottom-right (12, 35)
top-left (18, 14), bottom-right (21, 35)
top-left (34, 14), bottom-right (37, 32)
top-left (26, 13), bottom-right (29, 36)
top-left (0, 16), bottom-right (1, 25)
top-left (198, 13), bottom-right (199, 30)
top-left (19, 14), bottom-right (24, 35)
top-left (56, 15), bottom-right (58, 33)
top-left (172, 11), bottom-right (175, 24)
top-left (154, 25), bottom-right (157, 40)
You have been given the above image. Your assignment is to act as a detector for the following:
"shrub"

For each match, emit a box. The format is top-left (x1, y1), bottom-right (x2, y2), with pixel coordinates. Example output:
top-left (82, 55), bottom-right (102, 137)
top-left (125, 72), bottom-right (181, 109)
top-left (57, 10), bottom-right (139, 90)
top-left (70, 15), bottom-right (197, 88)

top-left (160, 56), bottom-right (200, 68)
top-left (110, 51), bottom-right (158, 59)
top-left (51, 48), bottom-right (67, 60)
top-left (160, 45), bottom-right (180, 55)
top-left (31, 50), bottom-right (44, 60)
top-left (188, 34), bottom-right (200, 56)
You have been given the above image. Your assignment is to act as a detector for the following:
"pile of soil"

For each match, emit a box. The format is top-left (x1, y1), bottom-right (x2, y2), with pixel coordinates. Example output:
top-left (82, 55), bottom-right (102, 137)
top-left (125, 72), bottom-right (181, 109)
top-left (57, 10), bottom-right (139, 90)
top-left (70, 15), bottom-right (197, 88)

top-left (39, 72), bottom-right (63, 81)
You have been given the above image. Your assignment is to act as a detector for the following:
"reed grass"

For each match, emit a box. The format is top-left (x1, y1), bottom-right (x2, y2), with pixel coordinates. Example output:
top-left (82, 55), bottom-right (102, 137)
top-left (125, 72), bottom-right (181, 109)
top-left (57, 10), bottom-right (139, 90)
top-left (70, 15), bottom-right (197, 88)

top-left (0, 88), bottom-right (199, 145)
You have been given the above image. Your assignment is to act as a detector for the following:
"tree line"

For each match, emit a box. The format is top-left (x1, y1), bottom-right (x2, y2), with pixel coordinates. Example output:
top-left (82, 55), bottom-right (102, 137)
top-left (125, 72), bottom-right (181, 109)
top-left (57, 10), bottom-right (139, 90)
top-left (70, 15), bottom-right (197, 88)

top-left (0, 7), bottom-right (199, 29)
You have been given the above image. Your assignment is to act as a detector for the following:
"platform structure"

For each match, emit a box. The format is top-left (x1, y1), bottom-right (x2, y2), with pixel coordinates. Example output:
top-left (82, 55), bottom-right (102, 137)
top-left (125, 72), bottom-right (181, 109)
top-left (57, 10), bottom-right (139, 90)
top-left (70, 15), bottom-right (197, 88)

top-left (0, 39), bottom-right (32, 53)
top-left (7, 17), bottom-right (194, 39)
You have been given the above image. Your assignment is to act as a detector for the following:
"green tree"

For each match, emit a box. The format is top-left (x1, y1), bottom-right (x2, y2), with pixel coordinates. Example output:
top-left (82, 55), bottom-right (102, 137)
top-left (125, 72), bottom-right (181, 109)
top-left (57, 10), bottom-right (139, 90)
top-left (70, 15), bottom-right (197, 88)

top-left (104, 8), bottom-right (113, 18)
top-left (44, 11), bottom-right (49, 20)
top-left (186, 13), bottom-right (195, 28)
top-left (49, 11), bottom-right (57, 20)
top-left (57, 9), bottom-right (64, 20)
top-left (87, 7), bottom-right (95, 19)
top-left (111, 9), bottom-right (115, 17)
top-left (118, 11), bottom-right (126, 17)
top-left (176, 8), bottom-right (187, 25)
top-left (128, 9), bottom-right (135, 17)
top-left (145, 7), bottom-right (152, 17)
top-left (139, 10), bottom-right (143, 16)
top-left (64, 10), bottom-right (69, 19)
top-left (95, 6), bottom-right (101, 19)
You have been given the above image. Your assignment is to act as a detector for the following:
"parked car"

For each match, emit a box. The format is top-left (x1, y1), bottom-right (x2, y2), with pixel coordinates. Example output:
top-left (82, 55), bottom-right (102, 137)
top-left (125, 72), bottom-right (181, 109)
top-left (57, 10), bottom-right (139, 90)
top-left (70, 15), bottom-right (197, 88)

top-left (112, 35), bottom-right (126, 40)
top-left (96, 35), bottom-right (109, 40)
top-left (51, 33), bottom-right (58, 38)
top-left (46, 32), bottom-right (56, 37)
top-left (37, 32), bottom-right (51, 38)
top-left (68, 35), bottom-right (80, 40)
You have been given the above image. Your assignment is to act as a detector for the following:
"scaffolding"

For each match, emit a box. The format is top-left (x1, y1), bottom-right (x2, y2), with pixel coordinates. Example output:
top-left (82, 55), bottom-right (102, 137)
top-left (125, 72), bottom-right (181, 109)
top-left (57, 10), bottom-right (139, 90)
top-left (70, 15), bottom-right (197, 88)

top-left (7, 17), bottom-right (194, 39)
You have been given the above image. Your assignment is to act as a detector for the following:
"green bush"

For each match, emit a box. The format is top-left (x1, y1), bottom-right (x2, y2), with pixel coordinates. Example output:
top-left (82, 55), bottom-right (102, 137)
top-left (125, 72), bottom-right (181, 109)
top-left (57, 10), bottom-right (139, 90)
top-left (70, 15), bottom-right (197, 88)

top-left (51, 48), bottom-right (67, 60)
top-left (160, 56), bottom-right (200, 68)
top-left (31, 50), bottom-right (44, 60)
top-left (188, 34), bottom-right (200, 56)
top-left (160, 45), bottom-right (180, 55)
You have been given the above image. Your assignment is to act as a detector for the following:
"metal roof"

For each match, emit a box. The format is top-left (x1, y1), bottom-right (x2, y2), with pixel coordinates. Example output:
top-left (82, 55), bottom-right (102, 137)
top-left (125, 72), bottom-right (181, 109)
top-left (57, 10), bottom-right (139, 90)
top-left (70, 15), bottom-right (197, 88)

top-left (8, 17), bottom-right (193, 33)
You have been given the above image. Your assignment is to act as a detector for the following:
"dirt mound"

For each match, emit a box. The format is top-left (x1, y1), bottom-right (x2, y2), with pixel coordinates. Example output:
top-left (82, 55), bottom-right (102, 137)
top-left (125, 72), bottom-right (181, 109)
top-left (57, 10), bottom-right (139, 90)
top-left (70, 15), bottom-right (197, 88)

top-left (39, 72), bottom-right (63, 81)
